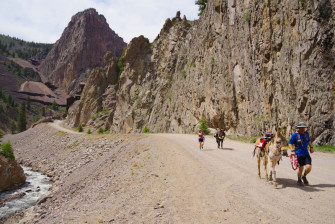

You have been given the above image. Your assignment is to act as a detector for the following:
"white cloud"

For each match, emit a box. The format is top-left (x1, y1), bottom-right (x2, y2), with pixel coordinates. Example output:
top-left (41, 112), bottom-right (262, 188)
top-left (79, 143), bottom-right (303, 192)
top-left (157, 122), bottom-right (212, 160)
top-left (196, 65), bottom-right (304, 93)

top-left (0, 0), bottom-right (199, 43)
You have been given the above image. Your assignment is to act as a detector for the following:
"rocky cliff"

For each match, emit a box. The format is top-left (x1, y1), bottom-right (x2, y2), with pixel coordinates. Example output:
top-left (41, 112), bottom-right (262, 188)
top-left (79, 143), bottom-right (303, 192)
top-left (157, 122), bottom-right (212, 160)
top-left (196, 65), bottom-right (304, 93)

top-left (67, 1), bottom-right (335, 145)
top-left (0, 155), bottom-right (26, 192)
top-left (40, 8), bottom-right (126, 94)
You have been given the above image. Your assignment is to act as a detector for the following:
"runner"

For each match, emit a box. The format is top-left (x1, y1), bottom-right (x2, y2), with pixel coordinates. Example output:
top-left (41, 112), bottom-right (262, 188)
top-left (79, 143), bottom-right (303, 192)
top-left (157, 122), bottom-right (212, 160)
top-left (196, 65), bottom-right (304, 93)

top-left (198, 129), bottom-right (205, 150)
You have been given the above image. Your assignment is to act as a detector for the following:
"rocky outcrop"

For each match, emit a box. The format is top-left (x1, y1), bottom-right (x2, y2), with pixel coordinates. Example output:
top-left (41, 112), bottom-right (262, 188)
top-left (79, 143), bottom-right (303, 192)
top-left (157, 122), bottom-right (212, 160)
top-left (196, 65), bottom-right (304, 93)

top-left (66, 51), bottom-right (119, 128)
top-left (31, 116), bottom-right (53, 128)
top-left (40, 8), bottom-right (126, 94)
top-left (67, 2), bottom-right (335, 145)
top-left (0, 155), bottom-right (26, 192)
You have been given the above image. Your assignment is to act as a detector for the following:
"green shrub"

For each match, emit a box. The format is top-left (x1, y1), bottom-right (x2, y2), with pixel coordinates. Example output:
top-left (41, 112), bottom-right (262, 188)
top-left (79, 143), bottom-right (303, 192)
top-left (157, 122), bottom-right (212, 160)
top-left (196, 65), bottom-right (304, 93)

top-left (251, 137), bottom-right (258, 143)
top-left (104, 130), bottom-right (110, 134)
top-left (181, 71), bottom-right (187, 78)
top-left (243, 12), bottom-right (251, 22)
top-left (91, 114), bottom-right (97, 120)
top-left (101, 109), bottom-right (110, 114)
top-left (97, 126), bottom-right (105, 134)
top-left (143, 126), bottom-right (151, 133)
top-left (198, 117), bottom-right (210, 135)
top-left (77, 123), bottom-right (83, 132)
top-left (314, 145), bottom-right (335, 152)
top-left (87, 129), bottom-right (91, 134)
top-left (1, 140), bottom-right (15, 160)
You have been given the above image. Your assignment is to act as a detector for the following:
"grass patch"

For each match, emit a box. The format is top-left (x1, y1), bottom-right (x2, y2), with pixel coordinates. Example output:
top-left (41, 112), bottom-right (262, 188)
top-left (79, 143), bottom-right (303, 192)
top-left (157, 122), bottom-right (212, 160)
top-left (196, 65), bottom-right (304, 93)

top-left (226, 135), bottom-right (256, 143)
top-left (181, 70), bottom-right (187, 78)
top-left (243, 12), bottom-right (251, 22)
top-left (91, 109), bottom-right (110, 121)
top-left (67, 140), bottom-right (79, 149)
top-left (57, 131), bottom-right (67, 137)
top-left (314, 145), bottom-right (335, 152)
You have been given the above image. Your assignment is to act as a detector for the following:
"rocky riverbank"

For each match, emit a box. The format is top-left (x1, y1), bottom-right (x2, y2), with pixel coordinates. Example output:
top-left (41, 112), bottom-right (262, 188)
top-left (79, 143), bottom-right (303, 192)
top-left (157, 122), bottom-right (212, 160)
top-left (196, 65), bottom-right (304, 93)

top-left (3, 123), bottom-right (176, 223)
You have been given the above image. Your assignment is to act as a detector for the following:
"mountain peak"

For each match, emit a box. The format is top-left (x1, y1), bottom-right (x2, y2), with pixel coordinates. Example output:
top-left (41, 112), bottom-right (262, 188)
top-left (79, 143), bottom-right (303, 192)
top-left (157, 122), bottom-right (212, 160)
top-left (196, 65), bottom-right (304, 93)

top-left (40, 8), bottom-right (126, 94)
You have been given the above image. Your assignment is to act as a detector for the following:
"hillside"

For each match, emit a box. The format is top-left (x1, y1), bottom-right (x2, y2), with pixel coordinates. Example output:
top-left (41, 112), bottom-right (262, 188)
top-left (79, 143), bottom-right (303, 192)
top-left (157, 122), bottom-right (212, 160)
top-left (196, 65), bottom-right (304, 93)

top-left (0, 40), bottom-right (65, 134)
top-left (67, 1), bottom-right (335, 145)
top-left (0, 34), bottom-right (52, 61)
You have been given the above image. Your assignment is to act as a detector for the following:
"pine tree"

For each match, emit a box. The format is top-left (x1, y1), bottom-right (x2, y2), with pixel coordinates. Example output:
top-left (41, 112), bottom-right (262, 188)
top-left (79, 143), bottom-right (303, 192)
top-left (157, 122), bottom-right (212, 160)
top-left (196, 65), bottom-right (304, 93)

top-left (10, 120), bottom-right (16, 134)
top-left (17, 101), bottom-right (27, 132)
top-left (41, 107), bottom-right (45, 116)
top-left (27, 96), bottom-right (31, 110)
top-left (198, 117), bottom-right (210, 135)
top-left (51, 100), bottom-right (57, 110)
top-left (77, 123), bottom-right (83, 132)
top-left (195, 0), bottom-right (207, 16)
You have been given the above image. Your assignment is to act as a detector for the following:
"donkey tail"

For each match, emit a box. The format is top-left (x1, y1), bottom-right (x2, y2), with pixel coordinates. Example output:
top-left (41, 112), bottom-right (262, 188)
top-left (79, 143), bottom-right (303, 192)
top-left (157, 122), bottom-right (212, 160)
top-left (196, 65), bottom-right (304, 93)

top-left (253, 146), bottom-right (257, 157)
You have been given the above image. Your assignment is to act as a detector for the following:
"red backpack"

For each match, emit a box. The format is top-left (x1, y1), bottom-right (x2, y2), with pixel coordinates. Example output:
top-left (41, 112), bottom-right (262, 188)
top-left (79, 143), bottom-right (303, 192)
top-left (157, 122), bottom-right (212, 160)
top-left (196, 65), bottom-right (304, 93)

top-left (258, 139), bottom-right (266, 149)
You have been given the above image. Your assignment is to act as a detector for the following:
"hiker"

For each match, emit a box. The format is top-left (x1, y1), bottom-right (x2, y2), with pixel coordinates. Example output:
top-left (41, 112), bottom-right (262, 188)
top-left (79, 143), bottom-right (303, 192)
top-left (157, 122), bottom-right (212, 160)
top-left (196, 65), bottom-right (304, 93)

top-left (214, 128), bottom-right (225, 148)
top-left (288, 122), bottom-right (314, 186)
top-left (198, 129), bottom-right (205, 150)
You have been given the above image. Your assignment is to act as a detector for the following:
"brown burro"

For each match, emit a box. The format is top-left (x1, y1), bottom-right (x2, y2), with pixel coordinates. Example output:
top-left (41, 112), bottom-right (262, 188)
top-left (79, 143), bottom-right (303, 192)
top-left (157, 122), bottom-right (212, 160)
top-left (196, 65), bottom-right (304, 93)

top-left (253, 130), bottom-right (288, 187)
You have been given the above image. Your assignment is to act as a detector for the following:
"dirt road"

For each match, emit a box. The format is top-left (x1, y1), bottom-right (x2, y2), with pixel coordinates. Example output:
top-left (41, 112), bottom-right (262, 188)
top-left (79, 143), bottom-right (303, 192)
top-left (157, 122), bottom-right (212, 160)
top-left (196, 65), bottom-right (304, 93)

top-left (48, 120), bottom-right (83, 135)
top-left (153, 134), bottom-right (335, 223)
top-left (5, 122), bottom-right (335, 223)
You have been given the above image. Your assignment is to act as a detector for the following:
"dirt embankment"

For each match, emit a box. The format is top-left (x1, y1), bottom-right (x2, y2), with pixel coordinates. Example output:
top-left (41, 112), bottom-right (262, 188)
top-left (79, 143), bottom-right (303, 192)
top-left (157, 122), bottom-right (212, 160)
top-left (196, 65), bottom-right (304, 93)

top-left (5, 123), bottom-right (202, 223)
top-left (3, 121), bottom-right (335, 223)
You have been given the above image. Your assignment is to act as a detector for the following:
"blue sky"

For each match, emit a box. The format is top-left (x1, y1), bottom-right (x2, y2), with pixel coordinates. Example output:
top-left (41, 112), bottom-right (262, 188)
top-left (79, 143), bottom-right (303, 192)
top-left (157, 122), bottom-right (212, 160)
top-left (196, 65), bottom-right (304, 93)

top-left (0, 0), bottom-right (199, 43)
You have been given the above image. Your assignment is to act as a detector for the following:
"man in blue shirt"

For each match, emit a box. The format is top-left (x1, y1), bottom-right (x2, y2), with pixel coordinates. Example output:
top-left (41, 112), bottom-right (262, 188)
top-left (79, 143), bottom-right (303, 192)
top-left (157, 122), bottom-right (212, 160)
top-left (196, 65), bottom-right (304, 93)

top-left (289, 122), bottom-right (314, 186)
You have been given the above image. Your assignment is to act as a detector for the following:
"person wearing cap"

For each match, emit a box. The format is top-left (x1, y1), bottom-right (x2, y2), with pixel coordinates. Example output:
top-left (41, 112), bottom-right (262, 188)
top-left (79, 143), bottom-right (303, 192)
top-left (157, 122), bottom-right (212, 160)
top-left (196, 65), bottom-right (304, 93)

top-left (288, 122), bottom-right (314, 186)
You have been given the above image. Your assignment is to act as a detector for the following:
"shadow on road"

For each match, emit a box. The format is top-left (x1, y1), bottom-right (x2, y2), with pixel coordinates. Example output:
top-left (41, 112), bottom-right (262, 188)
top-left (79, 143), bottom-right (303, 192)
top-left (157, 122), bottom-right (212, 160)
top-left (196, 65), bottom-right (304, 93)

top-left (220, 148), bottom-right (234, 150)
top-left (201, 148), bottom-right (216, 152)
top-left (202, 148), bottom-right (234, 151)
top-left (276, 178), bottom-right (335, 192)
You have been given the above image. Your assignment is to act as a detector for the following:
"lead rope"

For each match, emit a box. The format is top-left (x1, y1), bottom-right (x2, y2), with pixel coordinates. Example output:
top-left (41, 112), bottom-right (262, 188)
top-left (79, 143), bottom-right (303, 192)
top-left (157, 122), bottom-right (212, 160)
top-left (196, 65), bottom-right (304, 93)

top-left (290, 154), bottom-right (300, 170)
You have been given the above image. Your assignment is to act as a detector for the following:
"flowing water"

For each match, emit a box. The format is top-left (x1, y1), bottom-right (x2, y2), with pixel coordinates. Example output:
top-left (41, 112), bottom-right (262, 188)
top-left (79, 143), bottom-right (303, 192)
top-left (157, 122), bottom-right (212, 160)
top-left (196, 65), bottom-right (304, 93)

top-left (0, 166), bottom-right (52, 219)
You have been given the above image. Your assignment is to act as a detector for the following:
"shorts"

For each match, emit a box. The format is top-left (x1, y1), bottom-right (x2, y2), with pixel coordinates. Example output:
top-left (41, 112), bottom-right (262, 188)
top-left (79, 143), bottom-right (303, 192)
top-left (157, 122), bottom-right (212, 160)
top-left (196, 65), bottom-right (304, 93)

top-left (297, 155), bottom-right (312, 166)
top-left (199, 138), bottom-right (204, 142)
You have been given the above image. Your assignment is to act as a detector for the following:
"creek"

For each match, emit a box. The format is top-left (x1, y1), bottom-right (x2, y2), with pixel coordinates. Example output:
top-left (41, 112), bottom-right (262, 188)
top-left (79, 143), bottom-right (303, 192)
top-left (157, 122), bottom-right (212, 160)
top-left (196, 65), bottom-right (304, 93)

top-left (0, 166), bottom-right (52, 219)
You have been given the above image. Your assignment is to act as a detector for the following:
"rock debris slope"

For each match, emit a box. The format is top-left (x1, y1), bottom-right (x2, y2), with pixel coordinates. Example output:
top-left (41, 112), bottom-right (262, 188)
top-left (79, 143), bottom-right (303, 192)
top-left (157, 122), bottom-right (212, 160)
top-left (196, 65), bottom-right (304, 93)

top-left (67, 2), bottom-right (335, 145)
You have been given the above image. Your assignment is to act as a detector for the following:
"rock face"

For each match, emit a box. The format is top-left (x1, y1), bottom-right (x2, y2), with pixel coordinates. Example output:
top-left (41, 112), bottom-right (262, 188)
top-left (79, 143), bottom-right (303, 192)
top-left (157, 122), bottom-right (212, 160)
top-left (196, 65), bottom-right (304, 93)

top-left (0, 155), bottom-right (26, 192)
top-left (67, 2), bottom-right (335, 145)
top-left (40, 8), bottom-right (126, 94)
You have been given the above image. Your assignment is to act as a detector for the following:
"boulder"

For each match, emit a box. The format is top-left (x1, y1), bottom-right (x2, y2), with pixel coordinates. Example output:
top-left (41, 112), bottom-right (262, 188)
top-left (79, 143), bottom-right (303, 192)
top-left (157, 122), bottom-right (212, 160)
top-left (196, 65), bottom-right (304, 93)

top-left (0, 155), bottom-right (26, 192)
